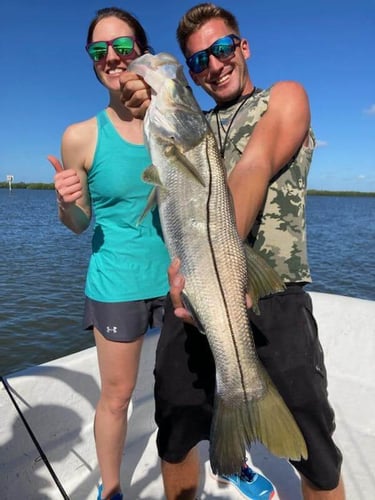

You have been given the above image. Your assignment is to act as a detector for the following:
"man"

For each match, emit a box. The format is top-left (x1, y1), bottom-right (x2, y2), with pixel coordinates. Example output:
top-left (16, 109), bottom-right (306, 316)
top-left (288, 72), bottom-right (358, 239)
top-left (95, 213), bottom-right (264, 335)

top-left (121, 3), bottom-right (345, 499)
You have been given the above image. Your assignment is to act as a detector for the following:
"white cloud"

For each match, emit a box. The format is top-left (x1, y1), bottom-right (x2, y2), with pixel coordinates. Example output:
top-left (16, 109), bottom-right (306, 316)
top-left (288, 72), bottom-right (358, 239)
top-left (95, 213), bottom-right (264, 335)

top-left (364, 104), bottom-right (375, 115)
top-left (315, 139), bottom-right (328, 147)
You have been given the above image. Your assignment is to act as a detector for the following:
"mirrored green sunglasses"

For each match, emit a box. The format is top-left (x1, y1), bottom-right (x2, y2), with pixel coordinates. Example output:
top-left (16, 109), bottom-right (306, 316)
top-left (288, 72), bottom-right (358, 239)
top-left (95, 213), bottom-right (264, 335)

top-left (86, 36), bottom-right (139, 62)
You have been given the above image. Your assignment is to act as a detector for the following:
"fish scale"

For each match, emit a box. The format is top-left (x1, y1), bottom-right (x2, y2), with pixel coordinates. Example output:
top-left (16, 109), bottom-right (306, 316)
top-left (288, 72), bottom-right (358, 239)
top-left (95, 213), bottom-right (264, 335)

top-left (129, 52), bottom-right (308, 475)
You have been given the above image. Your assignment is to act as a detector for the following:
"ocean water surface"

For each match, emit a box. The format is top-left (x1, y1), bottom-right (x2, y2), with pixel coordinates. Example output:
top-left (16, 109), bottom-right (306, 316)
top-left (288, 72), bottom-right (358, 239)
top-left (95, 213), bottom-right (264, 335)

top-left (0, 189), bottom-right (374, 376)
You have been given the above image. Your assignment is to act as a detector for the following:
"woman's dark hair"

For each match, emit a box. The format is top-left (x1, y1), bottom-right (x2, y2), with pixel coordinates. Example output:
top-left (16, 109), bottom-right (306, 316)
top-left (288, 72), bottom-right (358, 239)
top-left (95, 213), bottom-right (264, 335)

top-left (86, 6), bottom-right (152, 54)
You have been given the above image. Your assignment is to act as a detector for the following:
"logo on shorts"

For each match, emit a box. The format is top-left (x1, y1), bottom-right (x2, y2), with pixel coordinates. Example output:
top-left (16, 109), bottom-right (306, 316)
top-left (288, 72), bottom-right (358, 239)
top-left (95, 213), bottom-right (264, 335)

top-left (106, 326), bottom-right (118, 334)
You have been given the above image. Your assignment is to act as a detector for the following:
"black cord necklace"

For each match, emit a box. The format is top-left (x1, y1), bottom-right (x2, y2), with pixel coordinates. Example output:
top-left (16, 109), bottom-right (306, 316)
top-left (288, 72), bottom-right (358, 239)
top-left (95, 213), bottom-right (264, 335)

top-left (214, 86), bottom-right (258, 158)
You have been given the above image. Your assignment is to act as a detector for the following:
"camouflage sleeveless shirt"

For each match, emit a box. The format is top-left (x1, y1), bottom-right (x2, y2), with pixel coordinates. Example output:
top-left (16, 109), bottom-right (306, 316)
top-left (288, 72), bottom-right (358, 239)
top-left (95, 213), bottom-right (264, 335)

top-left (206, 86), bottom-right (315, 284)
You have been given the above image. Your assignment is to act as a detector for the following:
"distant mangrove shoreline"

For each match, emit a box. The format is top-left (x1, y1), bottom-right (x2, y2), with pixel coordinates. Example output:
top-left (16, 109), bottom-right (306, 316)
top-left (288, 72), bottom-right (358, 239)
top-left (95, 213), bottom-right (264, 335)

top-left (306, 189), bottom-right (375, 197)
top-left (1, 182), bottom-right (374, 197)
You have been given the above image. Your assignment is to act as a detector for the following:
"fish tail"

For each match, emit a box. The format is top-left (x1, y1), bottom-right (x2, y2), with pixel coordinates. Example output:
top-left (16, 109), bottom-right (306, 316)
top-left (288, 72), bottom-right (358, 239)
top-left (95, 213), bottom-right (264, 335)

top-left (247, 364), bottom-right (308, 461)
top-left (210, 365), bottom-right (308, 476)
top-left (209, 397), bottom-right (248, 475)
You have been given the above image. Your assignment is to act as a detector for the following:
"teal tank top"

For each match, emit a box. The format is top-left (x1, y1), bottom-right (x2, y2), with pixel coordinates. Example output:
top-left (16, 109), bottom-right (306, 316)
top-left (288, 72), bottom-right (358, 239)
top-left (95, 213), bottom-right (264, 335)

top-left (85, 110), bottom-right (170, 302)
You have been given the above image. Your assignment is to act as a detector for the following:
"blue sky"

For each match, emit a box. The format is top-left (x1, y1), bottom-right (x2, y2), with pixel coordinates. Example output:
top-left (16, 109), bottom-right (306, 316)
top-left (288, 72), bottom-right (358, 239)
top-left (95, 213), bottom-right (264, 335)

top-left (1, 0), bottom-right (374, 191)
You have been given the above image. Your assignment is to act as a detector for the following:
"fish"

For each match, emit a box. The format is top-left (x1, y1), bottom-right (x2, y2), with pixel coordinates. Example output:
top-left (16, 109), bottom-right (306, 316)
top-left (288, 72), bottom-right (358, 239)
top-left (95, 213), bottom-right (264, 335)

top-left (128, 52), bottom-right (307, 475)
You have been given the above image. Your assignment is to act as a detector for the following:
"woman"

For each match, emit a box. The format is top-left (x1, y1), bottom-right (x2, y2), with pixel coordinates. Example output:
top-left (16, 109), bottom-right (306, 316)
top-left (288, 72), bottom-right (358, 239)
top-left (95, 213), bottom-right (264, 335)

top-left (48, 7), bottom-right (170, 500)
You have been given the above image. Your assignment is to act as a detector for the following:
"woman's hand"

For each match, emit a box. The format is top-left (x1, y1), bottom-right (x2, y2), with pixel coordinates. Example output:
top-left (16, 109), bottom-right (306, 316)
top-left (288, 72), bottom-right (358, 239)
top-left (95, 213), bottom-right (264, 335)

top-left (47, 155), bottom-right (83, 204)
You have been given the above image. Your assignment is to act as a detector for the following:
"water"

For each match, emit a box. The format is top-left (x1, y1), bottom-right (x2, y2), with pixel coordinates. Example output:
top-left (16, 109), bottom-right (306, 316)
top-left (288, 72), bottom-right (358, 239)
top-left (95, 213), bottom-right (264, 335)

top-left (1, 189), bottom-right (93, 376)
top-left (306, 195), bottom-right (375, 300)
top-left (1, 189), bottom-right (374, 376)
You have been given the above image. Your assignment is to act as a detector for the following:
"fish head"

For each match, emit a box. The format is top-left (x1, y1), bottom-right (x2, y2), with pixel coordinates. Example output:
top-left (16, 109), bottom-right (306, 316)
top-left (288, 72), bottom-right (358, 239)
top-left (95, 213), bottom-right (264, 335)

top-left (129, 52), bottom-right (209, 152)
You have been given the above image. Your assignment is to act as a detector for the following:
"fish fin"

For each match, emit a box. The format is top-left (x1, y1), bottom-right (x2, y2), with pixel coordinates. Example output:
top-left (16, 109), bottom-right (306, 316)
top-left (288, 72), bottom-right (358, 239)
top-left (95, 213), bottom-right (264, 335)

top-left (243, 243), bottom-right (285, 315)
top-left (181, 291), bottom-right (206, 334)
top-left (209, 364), bottom-right (308, 476)
top-left (244, 364), bottom-right (308, 461)
top-left (137, 187), bottom-right (158, 225)
top-left (166, 143), bottom-right (206, 187)
top-left (209, 398), bottom-right (247, 475)
top-left (137, 165), bottom-right (168, 225)
top-left (142, 164), bottom-right (164, 187)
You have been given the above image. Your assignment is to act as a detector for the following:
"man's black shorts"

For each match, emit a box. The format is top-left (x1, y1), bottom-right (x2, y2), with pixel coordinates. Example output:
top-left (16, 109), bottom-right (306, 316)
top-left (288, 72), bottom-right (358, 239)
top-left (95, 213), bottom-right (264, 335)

top-left (154, 286), bottom-right (343, 490)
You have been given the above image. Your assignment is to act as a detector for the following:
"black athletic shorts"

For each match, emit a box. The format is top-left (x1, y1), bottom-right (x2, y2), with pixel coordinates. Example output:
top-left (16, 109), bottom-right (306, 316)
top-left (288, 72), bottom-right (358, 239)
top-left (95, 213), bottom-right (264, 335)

top-left (154, 286), bottom-right (343, 490)
top-left (84, 295), bottom-right (166, 342)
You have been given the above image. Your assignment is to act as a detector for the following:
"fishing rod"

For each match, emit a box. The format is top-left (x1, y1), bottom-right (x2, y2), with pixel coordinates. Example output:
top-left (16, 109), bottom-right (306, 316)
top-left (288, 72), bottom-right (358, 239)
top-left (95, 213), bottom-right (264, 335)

top-left (1, 376), bottom-right (70, 499)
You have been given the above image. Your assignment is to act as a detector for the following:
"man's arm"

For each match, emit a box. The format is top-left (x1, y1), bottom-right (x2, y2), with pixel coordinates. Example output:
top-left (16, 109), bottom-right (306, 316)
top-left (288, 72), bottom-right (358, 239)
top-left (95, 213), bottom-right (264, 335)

top-left (228, 80), bottom-right (311, 239)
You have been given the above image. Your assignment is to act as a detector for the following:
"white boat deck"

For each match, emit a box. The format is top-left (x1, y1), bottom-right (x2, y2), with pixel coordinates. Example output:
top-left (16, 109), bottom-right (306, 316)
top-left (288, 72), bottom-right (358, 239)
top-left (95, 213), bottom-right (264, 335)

top-left (1, 292), bottom-right (374, 499)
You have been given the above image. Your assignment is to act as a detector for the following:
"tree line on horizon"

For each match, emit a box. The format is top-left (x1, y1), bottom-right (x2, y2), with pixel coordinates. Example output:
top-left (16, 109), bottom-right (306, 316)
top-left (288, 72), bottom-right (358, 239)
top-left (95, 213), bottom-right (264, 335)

top-left (0, 181), bottom-right (374, 197)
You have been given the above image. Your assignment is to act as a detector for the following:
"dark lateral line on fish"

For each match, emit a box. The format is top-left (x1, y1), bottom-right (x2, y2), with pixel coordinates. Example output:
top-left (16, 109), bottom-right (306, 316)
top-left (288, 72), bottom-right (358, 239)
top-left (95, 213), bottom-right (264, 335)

top-left (204, 139), bottom-right (248, 398)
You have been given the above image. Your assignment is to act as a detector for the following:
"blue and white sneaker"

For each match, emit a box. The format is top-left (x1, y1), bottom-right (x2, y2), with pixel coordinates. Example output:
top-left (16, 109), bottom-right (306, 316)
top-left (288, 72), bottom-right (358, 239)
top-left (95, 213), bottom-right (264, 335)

top-left (218, 461), bottom-right (275, 499)
top-left (97, 483), bottom-right (123, 500)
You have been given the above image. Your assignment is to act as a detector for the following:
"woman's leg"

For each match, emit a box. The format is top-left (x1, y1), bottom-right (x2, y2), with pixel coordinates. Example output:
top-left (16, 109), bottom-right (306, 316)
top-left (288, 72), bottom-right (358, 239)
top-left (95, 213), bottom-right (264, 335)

top-left (94, 327), bottom-right (144, 497)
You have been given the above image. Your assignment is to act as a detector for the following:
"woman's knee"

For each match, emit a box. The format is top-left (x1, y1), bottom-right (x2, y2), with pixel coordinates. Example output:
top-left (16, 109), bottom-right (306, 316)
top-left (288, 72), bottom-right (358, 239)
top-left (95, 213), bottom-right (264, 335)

top-left (99, 385), bottom-right (134, 415)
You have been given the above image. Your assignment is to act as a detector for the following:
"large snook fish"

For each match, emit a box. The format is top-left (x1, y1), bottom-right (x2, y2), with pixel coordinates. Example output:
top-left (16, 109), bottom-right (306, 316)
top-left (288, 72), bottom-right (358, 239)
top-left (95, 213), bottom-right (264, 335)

top-left (129, 53), bottom-right (307, 474)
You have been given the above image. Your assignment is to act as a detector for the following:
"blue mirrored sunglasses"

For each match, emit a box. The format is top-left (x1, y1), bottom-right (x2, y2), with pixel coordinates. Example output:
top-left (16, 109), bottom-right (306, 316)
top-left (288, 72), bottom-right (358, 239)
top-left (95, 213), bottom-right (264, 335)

top-left (186, 34), bottom-right (241, 74)
top-left (86, 36), bottom-right (139, 62)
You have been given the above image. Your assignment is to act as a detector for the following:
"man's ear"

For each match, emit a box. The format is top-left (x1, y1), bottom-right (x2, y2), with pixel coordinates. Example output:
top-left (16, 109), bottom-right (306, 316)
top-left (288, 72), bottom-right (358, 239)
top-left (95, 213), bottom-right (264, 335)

top-left (241, 38), bottom-right (251, 60)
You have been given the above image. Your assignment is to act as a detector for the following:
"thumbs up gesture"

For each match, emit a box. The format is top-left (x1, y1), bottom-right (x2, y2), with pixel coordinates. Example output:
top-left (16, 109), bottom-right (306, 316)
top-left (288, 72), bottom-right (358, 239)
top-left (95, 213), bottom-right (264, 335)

top-left (47, 155), bottom-right (83, 204)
